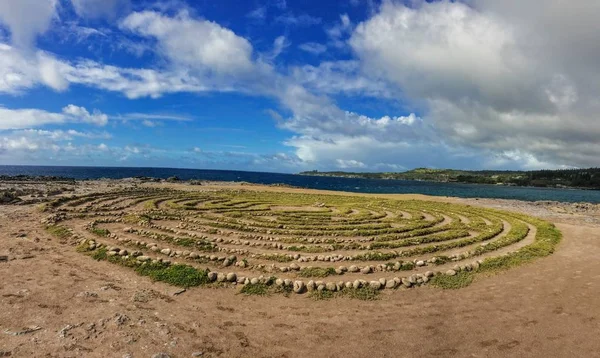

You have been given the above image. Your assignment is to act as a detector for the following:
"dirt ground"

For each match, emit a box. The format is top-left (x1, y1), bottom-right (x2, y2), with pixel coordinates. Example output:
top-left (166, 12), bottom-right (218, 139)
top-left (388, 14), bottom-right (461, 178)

top-left (1, 181), bottom-right (600, 357)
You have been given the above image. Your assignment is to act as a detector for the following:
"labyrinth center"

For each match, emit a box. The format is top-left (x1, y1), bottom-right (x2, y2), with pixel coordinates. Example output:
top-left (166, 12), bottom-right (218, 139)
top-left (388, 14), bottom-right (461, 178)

top-left (43, 187), bottom-right (561, 293)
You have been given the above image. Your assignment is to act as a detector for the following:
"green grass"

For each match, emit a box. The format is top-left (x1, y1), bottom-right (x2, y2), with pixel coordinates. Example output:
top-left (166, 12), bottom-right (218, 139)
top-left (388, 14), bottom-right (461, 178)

top-left (91, 247), bottom-right (108, 261)
top-left (343, 287), bottom-right (380, 300)
top-left (298, 267), bottom-right (336, 278)
top-left (308, 289), bottom-right (335, 300)
top-left (429, 271), bottom-right (475, 289)
top-left (239, 283), bottom-right (270, 296)
top-left (135, 263), bottom-right (210, 288)
top-left (90, 227), bottom-right (110, 237)
top-left (45, 225), bottom-right (71, 239)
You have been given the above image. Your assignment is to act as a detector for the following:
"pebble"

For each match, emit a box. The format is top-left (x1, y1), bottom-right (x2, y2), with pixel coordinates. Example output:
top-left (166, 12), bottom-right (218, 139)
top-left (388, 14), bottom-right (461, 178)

top-left (306, 280), bottom-right (316, 291)
top-left (348, 265), bottom-right (359, 273)
top-left (293, 280), bottom-right (305, 293)
top-left (369, 281), bottom-right (382, 290)
top-left (353, 280), bottom-right (361, 289)
top-left (207, 272), bottom-right (217, 282)
top-left (217, 273), bottom-right (227, 282)
top-left (360, 266), bottom-right (372, 274)
top-left (446, 269), bottom-right (457, 276)
top-left (325, 282), bottom-right (337, 291)
top-left (226, 273), bottom-right (237, 282)
top-left (385, 279), bottom-right (396, 289)
top-left (250, 278), bottom-right (259, 285)
top-left (160, 248), bottom-right (171, 255)
top-left (416, 260), bottom-right (425, 267)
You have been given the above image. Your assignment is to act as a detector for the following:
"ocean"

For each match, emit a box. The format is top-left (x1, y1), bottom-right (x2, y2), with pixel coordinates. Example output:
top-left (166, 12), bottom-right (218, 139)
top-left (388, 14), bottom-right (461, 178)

top-left (1, 165), bottom-right (599, 203)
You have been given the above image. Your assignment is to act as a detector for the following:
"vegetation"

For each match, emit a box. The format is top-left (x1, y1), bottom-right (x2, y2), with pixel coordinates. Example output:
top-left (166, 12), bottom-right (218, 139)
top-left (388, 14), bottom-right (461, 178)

top-left (300, 167), bottom-right (600, 189)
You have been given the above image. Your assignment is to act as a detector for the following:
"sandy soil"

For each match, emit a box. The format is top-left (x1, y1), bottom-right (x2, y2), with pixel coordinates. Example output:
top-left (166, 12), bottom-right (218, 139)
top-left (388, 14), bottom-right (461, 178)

top-left (1, 180), bottom-right (599, 357)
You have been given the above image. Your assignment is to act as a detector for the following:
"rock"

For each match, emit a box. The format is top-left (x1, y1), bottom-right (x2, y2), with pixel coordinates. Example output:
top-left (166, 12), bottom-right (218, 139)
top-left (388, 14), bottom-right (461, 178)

top-left (152, 353), bottom-right (171, 358)
top-left (293, 280), bottom-right (305, 293)
top-left (136, 255), bottom-right (150, 262)
top-left (275, 278), bottom-right (284, 286)
top-left (207, 272), bottom-right (217, 282)
top-left (353, 279), bottom-right (361, 289)
top-left (284, 279), bottom-right (292, 287)
top-left (360, 266), bottom-right (372, 274)
top-left (217, 273), bottom-right (227, 282)
top-left (446, 269), bottom-right (457, 276)
top-left (345, 281), bottom-right (353, 289)
top-left (326, 282), bottom-right (337, 292)
top-left (472, 261), bottom-right (480, 270)
top-left (189, 252), bottom-right (199, 259)
top-left (160, 248), bottom-right (171, 255)
top-left (317, 284), bottom-right (326, 292)
top-left (222, 259), bottom-right (232, 267)
top-left (378, 278), bottom-right (386, 286)
top-left (348, 265), bottom-right (359, 273)
top-left (250, 278), bottom-right (259, 285)
top-left (306, 280), bottom-right (316, 291)
top-left (192, 352), bottom-right (204, 357)
top-left (385, 279), bottom-right (396, 289)
top-left (416, 260), bottom-right (425, 267)
top-left (401, 278), bottom-right (412, 287)
top-left (289, 263), bottom-right (300, 271)
top-left (425, 271), bottom-right (434, 278)
top-left (369, 281), bottom-right (382, 290)
top-left (226, 273), bottom-right (237, 282)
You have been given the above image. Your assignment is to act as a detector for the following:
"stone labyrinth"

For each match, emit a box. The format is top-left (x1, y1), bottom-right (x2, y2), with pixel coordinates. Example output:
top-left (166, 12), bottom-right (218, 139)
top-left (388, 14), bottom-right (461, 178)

top-left (43, 187), bottom-right (561, 295)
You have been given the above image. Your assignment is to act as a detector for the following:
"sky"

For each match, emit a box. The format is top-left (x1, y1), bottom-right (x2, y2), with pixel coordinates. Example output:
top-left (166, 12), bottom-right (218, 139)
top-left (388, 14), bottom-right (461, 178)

top-left (0, 0), bottom-right (599, 173)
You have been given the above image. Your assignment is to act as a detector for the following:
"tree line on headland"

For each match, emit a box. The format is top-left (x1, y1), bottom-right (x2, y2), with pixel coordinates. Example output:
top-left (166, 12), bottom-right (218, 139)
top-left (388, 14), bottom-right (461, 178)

top-left (298, 168), bottom-right (600, 189)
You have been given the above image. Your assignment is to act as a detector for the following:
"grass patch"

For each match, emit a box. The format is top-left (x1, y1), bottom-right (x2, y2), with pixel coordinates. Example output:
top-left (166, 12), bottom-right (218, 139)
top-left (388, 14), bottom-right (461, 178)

top-left (91, 247), bottom-right (108, 261)
top-left (342, 287), bottom-right (380, 300)
top-left (90, 227), bottom-right (110, 237)
top-left (239, 283), bottom-right (270, 296)
top-left (135, 262), bottom-right (210, 288)
top-left (308, 289), bottom-right (335, 300)
top-left (45, 225), bottom-right (71, 239)
top-left (298, 267), bottom-right (336, 278)
top-left (429, 271), bottom-right (475, 289)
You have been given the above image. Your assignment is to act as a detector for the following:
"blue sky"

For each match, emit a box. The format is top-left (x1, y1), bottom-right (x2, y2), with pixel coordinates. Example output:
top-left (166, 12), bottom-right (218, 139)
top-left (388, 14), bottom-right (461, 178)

top-left (0, 0), bottom-right (599, 172)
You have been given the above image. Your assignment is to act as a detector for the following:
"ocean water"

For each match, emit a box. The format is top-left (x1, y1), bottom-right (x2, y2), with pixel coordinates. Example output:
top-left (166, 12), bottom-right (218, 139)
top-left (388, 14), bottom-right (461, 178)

top-left (1, 165), bottom-right (599, 203)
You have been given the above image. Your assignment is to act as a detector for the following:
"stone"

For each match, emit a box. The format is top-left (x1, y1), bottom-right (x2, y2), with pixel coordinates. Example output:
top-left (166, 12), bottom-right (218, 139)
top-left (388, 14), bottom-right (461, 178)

top-left (446, 269), bottom-right (457, 276)
top-left (226, 273), bottom-right (237, 282)
top-left (307, 280), bottom-right (316, 291)
top-left (217, 273), bottom-right (227, 282)
top-left (369, 281), bottom-right (382, 290)
top-left (207, 272), bottom-right (217, 282)
top-left (425, 271), bottom-right (434, 278)
top-left (284, 279), bottom-right (292, 287)
top-left (360, 266), bottom-right (372, 274)
top-left (345, 281), bottom-right (353, 289)
top-left (192, 352), bottom-right (204, 357)
top-left (353, 279), bottom-right (361, 289)
top-left (316, 284), bottom-right (326, 292)
top-left (378, 278), bottom-right (386, 286)
top-left (250, 278), bottom-right (259, 285)
top-left (326, 282), bottom-right (337, 292)
top-left (222, 259), bottom-right (232, 267)
top-left (160, 248), bottom-right (171, 255)
top-left (416, 260), bottom-right (425, 267)
top-left (152, 354), bottom-right (171, 358)
top-left (385, 279), bottom-right (396, 289)
top-left (348, 265), bottom-right (359, 273)
top-left (289, 263), bottom-right (300, 271)
top-left (293, 280), bottom-right (305, 293)
top-left (401, 278), bottom-right (412, 287)
top-left (136, 255), bottom-right (150, 262)
top-left (275, 278), bottom-right (284, 286)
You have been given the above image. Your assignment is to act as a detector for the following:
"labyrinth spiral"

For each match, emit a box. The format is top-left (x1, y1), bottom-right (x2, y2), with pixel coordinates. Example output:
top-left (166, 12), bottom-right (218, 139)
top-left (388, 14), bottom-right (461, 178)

top-left (42, 187), bottom-right (561, 294)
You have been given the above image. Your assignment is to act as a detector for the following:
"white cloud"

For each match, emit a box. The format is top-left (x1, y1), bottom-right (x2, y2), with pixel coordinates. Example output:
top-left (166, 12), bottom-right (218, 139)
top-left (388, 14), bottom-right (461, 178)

top-left (275, 13), bottom-right (321, 27)
top-left (120, 11), bottom-right (255, 75)
top-left (0, 104), bottom-right (108, 130)
top-left (70, 0), bottom-right (130, 20)
top-left (0, 0), bottom-right (58, 48)
top-left (298, 42), bottom-right (327, 55)
top-left (336, 159), bottom-right (366, 169)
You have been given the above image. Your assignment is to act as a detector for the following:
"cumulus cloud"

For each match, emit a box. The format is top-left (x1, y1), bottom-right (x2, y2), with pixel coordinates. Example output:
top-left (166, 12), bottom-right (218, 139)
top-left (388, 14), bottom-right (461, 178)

top-left (0, 0), bottom-right (58, 48)
top-left (298, 42), bottom-right (327, 55)
top-left (120, 10), bottom-right (255, 75)
top-left (70, 0), bottom-right (130, 20)
top-left (0, 104), bottom-right (107, 130)
top-left (347, 0), bottom-right (600, 168)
